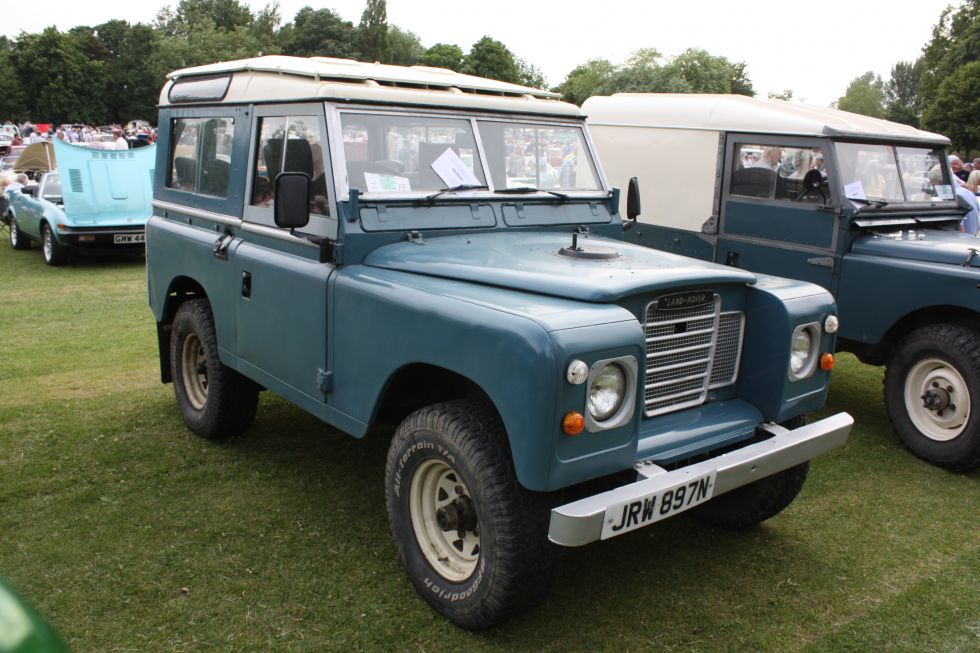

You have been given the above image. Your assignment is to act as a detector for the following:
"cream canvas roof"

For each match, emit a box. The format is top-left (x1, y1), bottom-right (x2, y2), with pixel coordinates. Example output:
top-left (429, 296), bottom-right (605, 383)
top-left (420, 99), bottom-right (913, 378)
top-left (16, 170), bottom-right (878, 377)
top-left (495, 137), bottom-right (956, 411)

top-left (161, 55), bottom-right (579, 116)
top-left (584, 94), bottom-right (949, 145)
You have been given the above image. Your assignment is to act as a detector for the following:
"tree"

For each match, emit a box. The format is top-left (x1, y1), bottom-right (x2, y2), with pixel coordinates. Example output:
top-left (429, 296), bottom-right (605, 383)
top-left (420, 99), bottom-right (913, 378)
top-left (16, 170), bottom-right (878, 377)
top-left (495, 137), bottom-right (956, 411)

top-left (919, 0), bottom-right (980, 109)
top-left (730, 62), bottom-right (754, 96)
top-left (0, 49), bottom-right (27, 121)
top-left (280, 6), bottom-right (358, 59)
top-left (661, 48), bottom-right (735, 94)
top-left (556, 58), bottom-right (615, 105)
top-left (884, 59), bottom-right (923, 127)
top-left (157, 0), bottom-right (254, 38)
top-left (12, 27), bottom-right (107, 124)
top-left (462, 36), bottom-right (519, 83)
top-left (922, 61), bottom-right (980, 153)
top-left (516, 57), bottom-right (546, 89)
top-left (768, 89), bottom-right (794, 101)
top-left (418, 43), bottom-right (464, 71)
top-left (386, 25), bottom-right (422, 66)
top-left (357, 0), bottom-right (388, 62)
top-left (836, 71), bottom-right (885, 118)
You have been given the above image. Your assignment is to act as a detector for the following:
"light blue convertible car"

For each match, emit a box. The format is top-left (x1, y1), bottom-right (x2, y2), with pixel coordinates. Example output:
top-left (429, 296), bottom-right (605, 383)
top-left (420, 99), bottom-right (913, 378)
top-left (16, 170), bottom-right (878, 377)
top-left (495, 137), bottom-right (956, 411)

top-left (7, 140), bottom-right (154, 265)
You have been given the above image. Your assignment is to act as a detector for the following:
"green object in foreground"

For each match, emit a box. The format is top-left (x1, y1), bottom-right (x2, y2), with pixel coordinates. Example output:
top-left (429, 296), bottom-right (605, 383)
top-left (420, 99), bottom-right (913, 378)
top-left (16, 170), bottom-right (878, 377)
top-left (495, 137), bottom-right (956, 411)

top-left (0, 580), bottom-right (68, 653)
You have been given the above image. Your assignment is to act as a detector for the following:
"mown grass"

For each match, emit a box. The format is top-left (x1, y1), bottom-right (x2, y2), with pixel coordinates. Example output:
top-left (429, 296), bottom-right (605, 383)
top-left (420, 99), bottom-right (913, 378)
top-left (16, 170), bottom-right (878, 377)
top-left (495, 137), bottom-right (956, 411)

top-left (0, 240), bottom-right (977, 652)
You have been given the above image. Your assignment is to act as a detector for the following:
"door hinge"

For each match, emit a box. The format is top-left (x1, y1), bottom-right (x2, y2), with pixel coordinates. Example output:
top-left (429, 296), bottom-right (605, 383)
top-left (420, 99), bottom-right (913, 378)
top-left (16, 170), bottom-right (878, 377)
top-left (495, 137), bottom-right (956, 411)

top-left (316, 369), bottom-right (333, 393)
top-left (212, 232), bottom-right (234, 260)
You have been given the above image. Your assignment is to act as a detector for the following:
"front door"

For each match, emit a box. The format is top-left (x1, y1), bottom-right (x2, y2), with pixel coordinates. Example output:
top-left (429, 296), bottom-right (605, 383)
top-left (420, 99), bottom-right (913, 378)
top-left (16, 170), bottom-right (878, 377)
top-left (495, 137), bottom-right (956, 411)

top-left (716, 135), bottom-right (840, 293)
top-left (233, 104), bottom-right (338, 406)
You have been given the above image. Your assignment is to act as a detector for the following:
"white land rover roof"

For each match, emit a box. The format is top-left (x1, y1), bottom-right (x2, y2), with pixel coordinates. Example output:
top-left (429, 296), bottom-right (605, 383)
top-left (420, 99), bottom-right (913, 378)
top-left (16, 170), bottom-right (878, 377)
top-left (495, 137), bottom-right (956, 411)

top-left (584, 93), bottom-right (949, 145)
top-left (161, 55), bottom-right (579, 117)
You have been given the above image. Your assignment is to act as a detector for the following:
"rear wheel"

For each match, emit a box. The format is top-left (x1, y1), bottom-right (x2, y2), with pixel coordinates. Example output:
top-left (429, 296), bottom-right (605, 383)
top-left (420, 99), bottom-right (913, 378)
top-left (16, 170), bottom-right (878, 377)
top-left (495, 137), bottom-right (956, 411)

top-left (41, 223), bottom-right (68, 266)
top-left (9, 218), bottom-right (29, 250)
top-left (170, 299), bottom-right (259, 439)
top-left (385, 399), bottom-right (558, 629)
top-left (694, 416), bottom-right (810, 528)
top-left (884, 324), bottom-right (980, 472)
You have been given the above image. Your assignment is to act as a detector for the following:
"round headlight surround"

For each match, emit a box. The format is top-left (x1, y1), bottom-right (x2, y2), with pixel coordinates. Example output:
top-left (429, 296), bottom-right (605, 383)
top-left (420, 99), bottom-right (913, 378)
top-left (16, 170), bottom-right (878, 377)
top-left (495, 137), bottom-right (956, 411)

top-left (588, 363), bottom-right (627, 422)
top-left (788, 323), bottom-right (820, 380)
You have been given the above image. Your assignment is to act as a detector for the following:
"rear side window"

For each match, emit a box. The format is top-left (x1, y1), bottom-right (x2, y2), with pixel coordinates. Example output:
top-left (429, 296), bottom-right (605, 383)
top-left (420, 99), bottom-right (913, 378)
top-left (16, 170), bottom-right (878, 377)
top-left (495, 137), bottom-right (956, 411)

top-left (730, 142), bottom-right (827, 202)
top-left (167, 117), bottom-right (234, 197)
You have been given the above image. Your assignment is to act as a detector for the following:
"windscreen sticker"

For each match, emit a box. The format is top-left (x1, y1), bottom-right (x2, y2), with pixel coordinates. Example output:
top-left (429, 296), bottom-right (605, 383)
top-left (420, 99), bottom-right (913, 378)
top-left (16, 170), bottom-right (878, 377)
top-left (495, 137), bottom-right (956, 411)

top-left (430, 147), bottom-right (480, 188)
top-left (363, 172), bottom-right (411, 193)
top-left (935, 184), bottom-right (954, 200)
top-left (843, 180), bottom-right (866, 201)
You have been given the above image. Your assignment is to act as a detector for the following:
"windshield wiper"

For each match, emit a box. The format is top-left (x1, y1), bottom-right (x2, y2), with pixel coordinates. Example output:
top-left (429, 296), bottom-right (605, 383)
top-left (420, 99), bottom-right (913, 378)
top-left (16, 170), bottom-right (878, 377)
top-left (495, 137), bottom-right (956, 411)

top-left (495, 186), bottom-right (570, 202)
top-left (415, 184), bottom-right (488, 205)
top-left (846, 196), bottom-right (889, 208)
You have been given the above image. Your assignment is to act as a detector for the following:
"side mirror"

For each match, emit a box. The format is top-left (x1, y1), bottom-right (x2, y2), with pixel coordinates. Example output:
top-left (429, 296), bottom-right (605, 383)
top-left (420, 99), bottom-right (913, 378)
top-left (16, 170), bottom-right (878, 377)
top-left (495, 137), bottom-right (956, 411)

top-left (626, 176), bottom-right (641, 220)
top-left (274, 172), bottom-right (310, 230)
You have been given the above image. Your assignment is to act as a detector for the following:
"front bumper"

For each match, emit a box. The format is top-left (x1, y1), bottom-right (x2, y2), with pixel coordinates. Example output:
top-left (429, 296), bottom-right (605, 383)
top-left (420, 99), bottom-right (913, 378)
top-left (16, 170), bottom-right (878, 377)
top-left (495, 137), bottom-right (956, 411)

top-left (57, 225), bottom-right (145, 253)
top-left (548, 412), bottom-right (853, 546)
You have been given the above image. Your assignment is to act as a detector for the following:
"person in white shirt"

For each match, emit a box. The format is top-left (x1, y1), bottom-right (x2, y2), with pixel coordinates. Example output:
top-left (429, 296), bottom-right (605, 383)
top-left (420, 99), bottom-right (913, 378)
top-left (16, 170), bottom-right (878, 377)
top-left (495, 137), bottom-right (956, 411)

top-left (112, 129), bottom-right (128, 150)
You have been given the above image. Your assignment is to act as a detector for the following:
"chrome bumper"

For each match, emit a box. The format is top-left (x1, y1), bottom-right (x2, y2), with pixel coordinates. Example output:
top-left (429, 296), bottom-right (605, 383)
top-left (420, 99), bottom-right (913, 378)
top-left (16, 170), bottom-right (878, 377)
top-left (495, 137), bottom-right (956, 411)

top-left (548, 412), bottom-right (853, 547)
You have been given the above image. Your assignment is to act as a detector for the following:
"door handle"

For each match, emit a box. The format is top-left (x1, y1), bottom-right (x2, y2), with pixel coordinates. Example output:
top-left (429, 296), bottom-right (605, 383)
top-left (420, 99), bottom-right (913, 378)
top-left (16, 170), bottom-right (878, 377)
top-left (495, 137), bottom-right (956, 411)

top-left (212, 233), bottom-right (234, 260)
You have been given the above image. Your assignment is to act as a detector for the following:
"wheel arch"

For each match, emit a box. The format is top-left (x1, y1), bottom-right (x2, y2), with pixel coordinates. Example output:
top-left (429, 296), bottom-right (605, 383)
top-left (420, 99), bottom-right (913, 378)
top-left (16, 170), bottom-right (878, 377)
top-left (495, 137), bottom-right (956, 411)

top-left (848, 306), bottom-right (980, 365)
top-left (155, 275), bottom-right (210, 383)
top-left (368, 363), bottom-right (501, 439)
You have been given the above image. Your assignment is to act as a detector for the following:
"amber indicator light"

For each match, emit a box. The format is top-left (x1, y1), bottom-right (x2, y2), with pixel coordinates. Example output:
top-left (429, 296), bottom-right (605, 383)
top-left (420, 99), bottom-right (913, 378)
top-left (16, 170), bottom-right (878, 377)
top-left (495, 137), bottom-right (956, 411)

top-left (820, 353), bottom-right (835, 371)
top-left (562, 411), bottom-right (585, 436)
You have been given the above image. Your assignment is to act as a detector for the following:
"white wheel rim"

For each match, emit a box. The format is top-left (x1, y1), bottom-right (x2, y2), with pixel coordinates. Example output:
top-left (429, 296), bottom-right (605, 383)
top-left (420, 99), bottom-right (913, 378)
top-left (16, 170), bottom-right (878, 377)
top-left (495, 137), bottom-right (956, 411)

top-left (904, 357), bottom-right (970, 442)
top-left (43, 228), bottom-right (52, 261)
top-left (409, 459), bottom-right (480, 582)
top-left (180, 333), bottom-right (208, 410)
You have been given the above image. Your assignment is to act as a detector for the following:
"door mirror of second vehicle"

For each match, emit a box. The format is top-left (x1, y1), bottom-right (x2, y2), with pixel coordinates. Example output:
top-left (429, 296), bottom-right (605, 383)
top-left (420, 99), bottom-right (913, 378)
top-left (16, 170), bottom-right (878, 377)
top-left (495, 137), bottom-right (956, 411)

top-left (274, 172), bottom-right (310, 230)
top-left (625, 176), bottom-right (641, 229)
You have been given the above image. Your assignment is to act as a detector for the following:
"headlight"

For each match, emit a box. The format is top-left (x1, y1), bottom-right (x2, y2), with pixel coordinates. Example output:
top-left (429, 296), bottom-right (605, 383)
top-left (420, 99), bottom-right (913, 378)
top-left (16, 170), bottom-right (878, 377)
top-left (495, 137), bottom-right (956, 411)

top-left (788, 323), bottom-right (819, 380)
top-left (588, 364), bottom-right (626, 421)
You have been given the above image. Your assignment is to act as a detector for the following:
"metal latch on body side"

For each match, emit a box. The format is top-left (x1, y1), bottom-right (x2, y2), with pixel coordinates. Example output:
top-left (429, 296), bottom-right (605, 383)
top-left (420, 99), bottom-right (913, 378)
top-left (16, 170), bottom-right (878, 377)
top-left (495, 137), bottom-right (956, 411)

top-left (406, 230), bottom-right (425, 245)
top-left (212, 232), bottom-right (235, 260)
top-left (316, 368), bottom-right (333, 394)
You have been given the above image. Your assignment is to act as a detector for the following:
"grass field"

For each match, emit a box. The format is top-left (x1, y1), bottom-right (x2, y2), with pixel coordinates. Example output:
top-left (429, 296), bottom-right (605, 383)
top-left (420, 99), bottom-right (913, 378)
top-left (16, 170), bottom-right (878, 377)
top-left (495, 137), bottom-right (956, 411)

top-left (1, 240), bottom-right (978, 653)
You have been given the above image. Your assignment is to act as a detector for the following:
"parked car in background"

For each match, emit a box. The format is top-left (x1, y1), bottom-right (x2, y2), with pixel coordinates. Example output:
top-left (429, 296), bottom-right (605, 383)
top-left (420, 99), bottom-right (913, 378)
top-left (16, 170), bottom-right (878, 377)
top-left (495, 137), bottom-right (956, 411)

top-left (6, 139), bottom-right (154, 265)
top-left (586, 93), bottom-right (980, 471)
top-left (0, 123), bottom-right (20, 156)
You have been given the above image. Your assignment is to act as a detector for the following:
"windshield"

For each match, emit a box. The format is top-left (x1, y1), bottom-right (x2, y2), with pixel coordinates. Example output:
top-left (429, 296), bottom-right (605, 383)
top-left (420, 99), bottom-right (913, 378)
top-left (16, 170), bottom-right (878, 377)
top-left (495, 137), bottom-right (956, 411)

top-left (339, 111), bottom-right (601, 196)
top-left (834, 142), bottom-right (953, 204)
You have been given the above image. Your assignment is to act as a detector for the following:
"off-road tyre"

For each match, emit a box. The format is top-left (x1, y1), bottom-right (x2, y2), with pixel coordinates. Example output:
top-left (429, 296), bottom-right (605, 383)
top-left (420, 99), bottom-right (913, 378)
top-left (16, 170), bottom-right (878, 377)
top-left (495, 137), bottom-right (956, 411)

top-left (884, 324), bottom-right (980, 472)
top-left (695, 416), bottom-right (810, 528)
top-left (9, 218), bottom-right (29, 250)
top-left (41, 223), bottom-right (69, 266)
top-left (385, 399), bottom-right (558, 630)
top-left (170, 298), bottom-right (259, 439)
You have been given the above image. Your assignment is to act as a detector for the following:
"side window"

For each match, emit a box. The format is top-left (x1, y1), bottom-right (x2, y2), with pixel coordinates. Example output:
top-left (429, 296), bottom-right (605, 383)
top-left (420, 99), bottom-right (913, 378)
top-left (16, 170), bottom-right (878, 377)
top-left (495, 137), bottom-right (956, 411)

top-left (42, 174), bottom-right (62, 202)
top-left (730, 143), bottom-right (827, 202)
top-left (166, 117), bottom-right (234, 197)
top-left (250, 116), bottom-right (327, 216)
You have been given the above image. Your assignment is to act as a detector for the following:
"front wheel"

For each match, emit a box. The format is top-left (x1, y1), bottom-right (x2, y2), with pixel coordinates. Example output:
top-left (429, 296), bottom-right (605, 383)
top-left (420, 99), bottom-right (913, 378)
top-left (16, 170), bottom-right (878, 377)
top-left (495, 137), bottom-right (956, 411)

top-left (9, 218), bottom-right (30, 250)
top-left (884, 324), bottom-right (980, 472)
top-left (385, 399), bottom-right (558, 630)
top-left (41, 223), bottom-right (69, 266)
top-left (170, 299), bottom-right (259, 439)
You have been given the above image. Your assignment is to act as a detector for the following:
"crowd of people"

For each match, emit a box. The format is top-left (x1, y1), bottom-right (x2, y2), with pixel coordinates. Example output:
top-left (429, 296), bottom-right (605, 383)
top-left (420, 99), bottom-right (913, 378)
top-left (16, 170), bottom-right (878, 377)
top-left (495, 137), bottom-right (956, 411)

top-left (1, 120), bottom-right (156, 152)
top-left (947, 154), bottom-right (980, 235)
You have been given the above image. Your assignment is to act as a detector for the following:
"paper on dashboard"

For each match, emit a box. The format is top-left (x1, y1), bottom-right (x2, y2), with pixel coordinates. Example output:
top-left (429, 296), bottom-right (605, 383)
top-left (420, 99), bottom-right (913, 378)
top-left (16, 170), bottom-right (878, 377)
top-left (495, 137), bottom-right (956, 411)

top-left (430, 147), bottom-right (481, 187)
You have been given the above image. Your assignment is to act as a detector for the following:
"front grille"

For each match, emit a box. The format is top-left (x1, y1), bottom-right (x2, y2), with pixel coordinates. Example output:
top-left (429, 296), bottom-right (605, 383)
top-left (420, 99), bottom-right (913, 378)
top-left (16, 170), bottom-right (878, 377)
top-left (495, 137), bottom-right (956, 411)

top-left (644, 292), bottom-right (743, 417)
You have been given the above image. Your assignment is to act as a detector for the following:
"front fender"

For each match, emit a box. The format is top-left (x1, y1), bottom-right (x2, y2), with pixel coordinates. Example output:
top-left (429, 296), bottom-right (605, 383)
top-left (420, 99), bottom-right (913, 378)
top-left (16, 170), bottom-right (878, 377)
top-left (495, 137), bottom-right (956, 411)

top-left (331, 266), bottom-right (642, 491)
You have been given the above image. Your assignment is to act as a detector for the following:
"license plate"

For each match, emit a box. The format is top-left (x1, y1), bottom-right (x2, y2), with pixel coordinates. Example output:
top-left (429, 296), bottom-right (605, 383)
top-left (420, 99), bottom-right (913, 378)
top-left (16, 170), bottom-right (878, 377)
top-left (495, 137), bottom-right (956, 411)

top-left (600, 470), bottom-right (717, 539)
top-left (114, 233), bottom-right (145, 244)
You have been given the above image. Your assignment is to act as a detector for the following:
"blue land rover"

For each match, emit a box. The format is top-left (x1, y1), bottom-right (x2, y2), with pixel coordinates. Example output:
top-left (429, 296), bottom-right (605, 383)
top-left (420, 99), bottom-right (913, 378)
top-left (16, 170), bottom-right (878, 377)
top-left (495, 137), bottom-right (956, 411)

top-left (147, 57), bottom-right (852, 629)
top-left (588, 93), bottom-right (980, 473)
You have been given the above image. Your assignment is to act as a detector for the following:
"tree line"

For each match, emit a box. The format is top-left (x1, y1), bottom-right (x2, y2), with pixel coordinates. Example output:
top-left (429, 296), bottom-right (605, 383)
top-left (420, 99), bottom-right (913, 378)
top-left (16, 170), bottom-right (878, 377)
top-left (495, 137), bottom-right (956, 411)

top-left (835, 0), bottom-right (979, 153)
top-left (0, 0), bottom-right (759, 126)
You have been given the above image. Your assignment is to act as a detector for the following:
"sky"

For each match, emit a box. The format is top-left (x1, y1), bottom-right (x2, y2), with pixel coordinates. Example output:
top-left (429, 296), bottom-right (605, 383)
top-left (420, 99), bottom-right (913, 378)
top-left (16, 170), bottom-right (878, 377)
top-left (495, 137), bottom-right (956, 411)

top-left (0, 0), bottom-right (959, 106)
